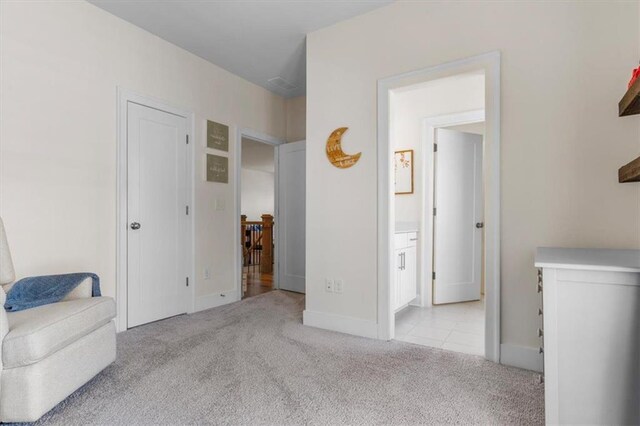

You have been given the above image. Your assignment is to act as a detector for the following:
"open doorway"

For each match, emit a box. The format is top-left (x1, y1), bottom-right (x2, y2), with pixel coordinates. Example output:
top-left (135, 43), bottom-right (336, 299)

top-left (235, 130), bottom-right (307, 300)
top-left (238, 135), bottom-right (279, 299)
top-left (378, 52), bottom-right (501, 362)
top-left (392, 71), bottom-right (486, 356)
top-left (395, 111), bottom-right (486, 356)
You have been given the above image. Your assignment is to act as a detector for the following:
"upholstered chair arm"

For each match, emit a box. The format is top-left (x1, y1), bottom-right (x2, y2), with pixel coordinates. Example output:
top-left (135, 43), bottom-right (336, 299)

top-left (0, 285), bottom-right (9, 351)
top-left (2, 276), bottom-right (93, 302)
top-left (62, 277), bottom-right (93, 300)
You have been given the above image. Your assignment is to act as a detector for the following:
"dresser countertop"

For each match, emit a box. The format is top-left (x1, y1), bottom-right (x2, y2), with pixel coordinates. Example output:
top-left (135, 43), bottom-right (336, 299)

top-left (535, 247), bottom-right (640, 273)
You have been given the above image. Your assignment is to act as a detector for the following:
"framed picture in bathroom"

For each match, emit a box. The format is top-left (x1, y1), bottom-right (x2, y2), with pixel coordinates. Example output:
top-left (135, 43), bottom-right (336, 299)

top-left (394, 149), bottom-right (414, 195)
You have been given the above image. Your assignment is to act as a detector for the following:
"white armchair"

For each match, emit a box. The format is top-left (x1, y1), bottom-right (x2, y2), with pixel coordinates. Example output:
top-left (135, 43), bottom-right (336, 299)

top-left (0, 218), bottom-right (116, 422)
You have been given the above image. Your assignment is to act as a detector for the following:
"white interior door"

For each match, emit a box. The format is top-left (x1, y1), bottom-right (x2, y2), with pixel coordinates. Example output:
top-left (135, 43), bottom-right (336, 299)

top-left (277, 140), bottom-right (306, 293)
top-left (433, 129), bottom-right (483, 305)
top-left (127, 102), bottom-right (189, 328)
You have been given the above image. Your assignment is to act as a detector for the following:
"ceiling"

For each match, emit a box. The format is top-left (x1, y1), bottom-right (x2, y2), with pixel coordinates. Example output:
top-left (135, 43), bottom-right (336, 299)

top-left (89, 0), bottom-right (392, 98)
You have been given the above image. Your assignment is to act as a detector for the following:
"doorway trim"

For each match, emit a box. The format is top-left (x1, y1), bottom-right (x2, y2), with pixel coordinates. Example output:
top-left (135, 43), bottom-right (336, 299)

top-left (116, 87), bottom-right (196, 333)
top-left (377, 51), bottom-right (501, 363)
top-left (234, 128), bottom-right (285, 301)
top-left (419, 109), bottom-right (485, 308)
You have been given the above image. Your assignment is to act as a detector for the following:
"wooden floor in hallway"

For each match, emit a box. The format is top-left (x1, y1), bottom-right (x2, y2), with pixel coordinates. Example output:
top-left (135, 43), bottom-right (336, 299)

top-left (243, 268), bottom-right (273, 299)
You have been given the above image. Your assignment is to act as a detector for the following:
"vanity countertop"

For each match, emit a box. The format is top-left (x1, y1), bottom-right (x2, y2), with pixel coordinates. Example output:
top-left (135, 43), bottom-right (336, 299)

top-left (395, 222), bottom-right (419, 233)
top-left (535, 247), bottom-right (640, 273)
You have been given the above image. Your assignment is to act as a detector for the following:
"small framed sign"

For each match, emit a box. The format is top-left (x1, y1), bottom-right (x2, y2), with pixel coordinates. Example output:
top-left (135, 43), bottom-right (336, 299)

top-left (206, 120), bottom-right (229, 152)
top-left (206, 154), bottom-right (229, 183)
top-left (394, 149), bottom-right (414, 195)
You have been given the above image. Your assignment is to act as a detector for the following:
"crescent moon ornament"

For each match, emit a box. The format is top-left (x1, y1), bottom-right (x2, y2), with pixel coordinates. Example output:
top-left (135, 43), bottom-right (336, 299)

top-left (326, 127), bottom-right (361, 169)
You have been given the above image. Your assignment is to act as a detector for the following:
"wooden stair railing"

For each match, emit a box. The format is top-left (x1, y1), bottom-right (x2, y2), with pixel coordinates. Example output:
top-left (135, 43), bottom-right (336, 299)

top-left (240, 214), bottom-right (274, 274)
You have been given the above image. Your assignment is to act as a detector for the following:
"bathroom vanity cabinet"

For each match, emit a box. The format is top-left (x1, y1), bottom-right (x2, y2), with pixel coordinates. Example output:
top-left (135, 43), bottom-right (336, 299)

top-left (394, 231), bottom-right (418, 311)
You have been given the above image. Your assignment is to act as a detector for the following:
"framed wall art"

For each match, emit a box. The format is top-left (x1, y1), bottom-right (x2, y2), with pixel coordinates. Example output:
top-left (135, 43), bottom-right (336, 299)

top-left (206, 120), bottom-right (229, 152)
top-left (394, 149), bottom-right (414, 195)
top-left (206, 154), bottom-right (229, 183)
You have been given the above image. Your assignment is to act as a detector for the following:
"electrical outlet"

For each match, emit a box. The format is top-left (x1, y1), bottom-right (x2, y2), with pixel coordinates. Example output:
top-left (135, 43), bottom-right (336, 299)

top-left (204, 268), bottom-right (211, 280)
top-left (215, 198), bottom-right (225, 211)
top-left (325, 278), bottom-right (334, 292)
top-left (334, 279), bottom-right (344, 294)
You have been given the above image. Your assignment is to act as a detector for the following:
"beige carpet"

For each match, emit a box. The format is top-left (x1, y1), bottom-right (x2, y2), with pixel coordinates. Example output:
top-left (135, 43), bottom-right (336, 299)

top-left (35, 290), bottom-right (544, 425)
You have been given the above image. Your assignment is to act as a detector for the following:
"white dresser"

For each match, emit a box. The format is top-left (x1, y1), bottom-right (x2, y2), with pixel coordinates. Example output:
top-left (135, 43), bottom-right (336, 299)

top-left (535, 247), bottom-right (640, 425)
top-left (394, 231), bottom-right (417, 311)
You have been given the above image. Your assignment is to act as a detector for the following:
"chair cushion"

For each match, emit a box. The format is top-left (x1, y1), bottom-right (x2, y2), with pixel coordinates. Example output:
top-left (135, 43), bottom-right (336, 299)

top-left (3, 297), bottom-right (115, 368)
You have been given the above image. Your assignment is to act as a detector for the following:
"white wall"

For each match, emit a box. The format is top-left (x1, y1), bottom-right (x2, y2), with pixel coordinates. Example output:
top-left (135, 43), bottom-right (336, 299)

top-left (392, 72), bottom-right (484, 224)
top-left (241, 169), bottom-right (274, 221)
top-left (285, 95), bottom-right (306, 142)
top-left (445, 122), bottom-right (485, 135)
top-left (306, 1), bottom-right (640, 351)
top-left (241, 137), bottom-right (276, 173)
top-left (0, 1), bottom-right (285, 307)
top-left (241, 138), bottom-right (275, 221)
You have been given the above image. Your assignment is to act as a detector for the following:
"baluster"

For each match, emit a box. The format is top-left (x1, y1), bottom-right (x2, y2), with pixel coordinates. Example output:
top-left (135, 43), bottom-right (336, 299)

top-left (261, 214), bottom-right (273, 274)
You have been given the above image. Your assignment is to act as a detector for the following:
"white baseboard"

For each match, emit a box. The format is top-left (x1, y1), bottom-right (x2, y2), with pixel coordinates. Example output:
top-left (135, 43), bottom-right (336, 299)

top-left (303, 309), bottom-right (378, 339)
top-left (193, 289), bottom-right (239, 312)
top-left (500, 343), bottom-right (543, 372)
top-left (115, 290), bottom-right (238, 332)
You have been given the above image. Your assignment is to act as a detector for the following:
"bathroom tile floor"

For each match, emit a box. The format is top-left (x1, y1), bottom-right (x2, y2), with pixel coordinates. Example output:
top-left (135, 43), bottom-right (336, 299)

top-left (394, 298), bottom-right (484, 356)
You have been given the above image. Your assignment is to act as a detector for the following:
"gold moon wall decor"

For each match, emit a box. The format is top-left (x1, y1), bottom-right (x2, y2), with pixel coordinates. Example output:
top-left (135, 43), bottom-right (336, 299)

top-left (326, 127), bottom-right (361, 169)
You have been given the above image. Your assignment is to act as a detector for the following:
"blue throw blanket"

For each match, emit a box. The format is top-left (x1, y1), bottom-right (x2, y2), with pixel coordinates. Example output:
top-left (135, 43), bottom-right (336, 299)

top-left (4, 273), bottom-right (101, 312)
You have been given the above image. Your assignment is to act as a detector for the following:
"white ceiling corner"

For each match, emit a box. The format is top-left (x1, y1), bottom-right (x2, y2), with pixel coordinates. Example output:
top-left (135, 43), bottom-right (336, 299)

top-left (89, 0), bottom-right (393, 98)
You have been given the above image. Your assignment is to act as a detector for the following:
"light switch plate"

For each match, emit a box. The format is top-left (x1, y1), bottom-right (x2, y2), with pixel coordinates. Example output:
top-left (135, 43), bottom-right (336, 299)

top-left (334, 279), bottom-right (344, 293)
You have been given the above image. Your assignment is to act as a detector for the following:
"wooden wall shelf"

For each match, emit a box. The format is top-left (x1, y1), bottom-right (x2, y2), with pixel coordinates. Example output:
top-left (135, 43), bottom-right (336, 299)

top-left (619, 78), bottom-right (640, 116)
top-left (618, 76), bottom-right (640, 183)
top-left (619, 155), bottom-right (640, 183)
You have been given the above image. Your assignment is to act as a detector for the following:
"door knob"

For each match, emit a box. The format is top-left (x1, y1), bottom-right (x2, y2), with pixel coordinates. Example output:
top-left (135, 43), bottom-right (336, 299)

top-left (130, 222), bottom-right (141, 230)
top-left (475, 222), bottom-right (484, 229)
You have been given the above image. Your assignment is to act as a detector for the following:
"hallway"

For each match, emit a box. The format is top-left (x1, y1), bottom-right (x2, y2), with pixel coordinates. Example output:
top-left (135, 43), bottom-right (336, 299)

top-left (243, 269), bottom-right (273, 299)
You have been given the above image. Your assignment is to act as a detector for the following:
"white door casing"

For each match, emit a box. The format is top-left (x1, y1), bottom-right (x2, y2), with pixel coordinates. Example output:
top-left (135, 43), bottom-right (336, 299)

top-left (432, 128), bottom-right (483, 304)
top-left (127, 102), bottom-right (189, 328)
top-left (277, 140), bottom-right (306, 293)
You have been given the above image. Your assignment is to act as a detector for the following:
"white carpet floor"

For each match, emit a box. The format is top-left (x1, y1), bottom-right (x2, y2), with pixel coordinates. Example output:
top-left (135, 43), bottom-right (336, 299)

top-left (35, 290), bottom-right (544, 425)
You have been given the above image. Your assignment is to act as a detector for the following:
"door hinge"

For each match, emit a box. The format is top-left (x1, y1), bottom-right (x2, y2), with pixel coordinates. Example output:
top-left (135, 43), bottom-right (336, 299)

top-left (186, 205), bottom-right (189, 215)
top-left (186, 277), bottom-right (189, 287)
top-left (433, 143), bottom-right (438, 152)
top-left (433, 207), bottom-right (437, 216)
top-left (186, 135), bottom-right (189, 145)
top-left (432, 272), bottom-right (436, 280)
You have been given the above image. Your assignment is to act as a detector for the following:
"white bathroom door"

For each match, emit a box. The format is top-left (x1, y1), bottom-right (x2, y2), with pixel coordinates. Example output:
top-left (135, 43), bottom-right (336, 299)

top-left (433, 129), bottom-right (483, 305)
top-left (127, 102), bottom-right (189, 328)
top-left (277, 140), bottom-right (306, 293)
